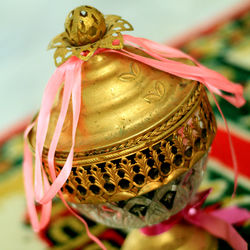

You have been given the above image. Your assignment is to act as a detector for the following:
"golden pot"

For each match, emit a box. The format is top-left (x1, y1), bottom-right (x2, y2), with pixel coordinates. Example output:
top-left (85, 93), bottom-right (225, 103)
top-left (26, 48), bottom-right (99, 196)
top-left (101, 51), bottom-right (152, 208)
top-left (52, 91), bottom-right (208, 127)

top-left (122, 223), bottom-right (218, 250)
top-left (28, 6), bottom-right (216, 228)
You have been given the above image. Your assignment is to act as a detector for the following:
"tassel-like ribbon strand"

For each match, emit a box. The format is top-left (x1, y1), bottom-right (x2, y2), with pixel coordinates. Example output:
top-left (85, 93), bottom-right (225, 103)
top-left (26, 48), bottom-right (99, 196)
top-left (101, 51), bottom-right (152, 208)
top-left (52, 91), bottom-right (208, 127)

top-left (23, 35), bottom-right (246, 250)
top-left (23, 56), bottom-right (106, 249)
top-left (108, 34), bottom-right (246, 194)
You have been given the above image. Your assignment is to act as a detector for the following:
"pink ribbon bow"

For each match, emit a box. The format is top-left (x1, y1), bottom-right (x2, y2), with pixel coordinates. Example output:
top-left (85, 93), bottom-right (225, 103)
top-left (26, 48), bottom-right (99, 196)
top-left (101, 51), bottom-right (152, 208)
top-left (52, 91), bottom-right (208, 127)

top-left (23, 35), bottom-right (246, 250)
top-left (141, 189), bottom-right (250, 250)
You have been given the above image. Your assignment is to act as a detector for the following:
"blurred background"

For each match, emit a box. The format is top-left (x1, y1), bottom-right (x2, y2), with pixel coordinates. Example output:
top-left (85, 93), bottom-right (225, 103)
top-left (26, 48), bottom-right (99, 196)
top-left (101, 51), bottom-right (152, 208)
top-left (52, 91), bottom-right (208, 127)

top-left (0, 2), bottom-right (250, 249)
top-left (0, 0), bottom-right (246, 132)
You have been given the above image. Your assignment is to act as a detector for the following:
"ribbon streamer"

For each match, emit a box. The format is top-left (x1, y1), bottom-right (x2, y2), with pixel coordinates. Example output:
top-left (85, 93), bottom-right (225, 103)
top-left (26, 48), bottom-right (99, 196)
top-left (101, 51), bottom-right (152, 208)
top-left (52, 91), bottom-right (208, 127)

top-left (109, 34), bottom-right (246, 194)
top-left (23, 35), bottom-right (246, 249)
top-left (141, 189), bottom-right (250, 250)
top-left (23, 57), bottom-right (106, 249)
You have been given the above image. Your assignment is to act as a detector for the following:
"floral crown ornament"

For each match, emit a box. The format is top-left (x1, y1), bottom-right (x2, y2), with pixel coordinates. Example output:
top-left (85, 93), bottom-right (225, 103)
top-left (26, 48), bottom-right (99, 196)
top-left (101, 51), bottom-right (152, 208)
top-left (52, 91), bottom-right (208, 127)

top-left (48, 5), bottom-right (133, 66)
top-left (23, 5), bottom-right (246, 250)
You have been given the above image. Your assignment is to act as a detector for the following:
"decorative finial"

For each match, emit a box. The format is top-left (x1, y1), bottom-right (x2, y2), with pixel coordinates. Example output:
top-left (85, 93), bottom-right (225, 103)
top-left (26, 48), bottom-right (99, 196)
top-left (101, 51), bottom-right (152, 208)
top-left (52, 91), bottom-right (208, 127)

top-left (64, 6), bottom-right (106, 46)
top-left (48, 5), bottom-right (133, 66)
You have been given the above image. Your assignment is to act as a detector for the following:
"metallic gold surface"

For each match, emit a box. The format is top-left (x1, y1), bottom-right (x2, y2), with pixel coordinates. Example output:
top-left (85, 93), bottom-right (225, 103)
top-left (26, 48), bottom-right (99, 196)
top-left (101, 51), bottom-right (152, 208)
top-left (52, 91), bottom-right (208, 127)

top-left (29, 49), bottom-right (199, 155)
top-left (122, 223), bottom-right (218, 250)
top-left (28, 6), bottom-right (217, 205)
top-left (64, 6), bottom-right (106, 46)
top-left (29, 84), bottom-right (216, 204)
top-left (48, 6), bottom-right (133, 66)
top-left (71, 155), bottom-right (207, 228)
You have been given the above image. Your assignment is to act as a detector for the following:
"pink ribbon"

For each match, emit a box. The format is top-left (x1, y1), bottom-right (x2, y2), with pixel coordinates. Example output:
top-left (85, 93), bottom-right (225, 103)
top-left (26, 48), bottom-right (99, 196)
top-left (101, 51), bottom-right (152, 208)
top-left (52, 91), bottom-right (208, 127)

top-left (141, 189), bottom-right (250, 250)
top-left (23, 35), bottom-right (246, 249)
top-left (112, 34), bottom-right (246, 195)
top-left (23, 56), bottom-right (106, 249)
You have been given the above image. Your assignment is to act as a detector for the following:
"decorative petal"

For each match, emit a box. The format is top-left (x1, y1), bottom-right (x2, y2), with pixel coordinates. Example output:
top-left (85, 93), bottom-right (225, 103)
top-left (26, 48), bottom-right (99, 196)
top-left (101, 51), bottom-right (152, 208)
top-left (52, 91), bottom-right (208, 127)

top-left (99, 32), bottom-right (124, 49)
top-left (48, 33), bottom-right (71, 50)
top-left (105, 15), bottom-right (134, 32)
top-left (48, 14), bottom-right (133, 66)
top-left (53, 47), bottom-right (73, 67)
top-left (73, 45), bottom-right (97, 61)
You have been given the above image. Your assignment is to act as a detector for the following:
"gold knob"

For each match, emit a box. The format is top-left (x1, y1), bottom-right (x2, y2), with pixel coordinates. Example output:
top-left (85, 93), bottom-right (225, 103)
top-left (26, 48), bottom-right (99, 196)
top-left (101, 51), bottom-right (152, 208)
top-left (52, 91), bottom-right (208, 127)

top-left (64, 6), bottom-right (106, 46)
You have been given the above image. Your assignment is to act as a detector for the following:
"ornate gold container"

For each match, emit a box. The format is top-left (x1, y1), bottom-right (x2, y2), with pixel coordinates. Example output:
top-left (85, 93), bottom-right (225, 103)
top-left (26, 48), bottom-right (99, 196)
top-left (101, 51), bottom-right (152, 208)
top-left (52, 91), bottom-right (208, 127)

top-left (28, 6), bottom-right (216, 228)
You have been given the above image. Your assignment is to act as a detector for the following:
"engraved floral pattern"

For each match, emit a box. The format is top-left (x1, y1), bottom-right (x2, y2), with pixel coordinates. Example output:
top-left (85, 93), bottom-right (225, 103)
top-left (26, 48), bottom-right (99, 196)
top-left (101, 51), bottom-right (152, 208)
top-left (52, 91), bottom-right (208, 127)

top-left (119, 62), bottom-right (140, 82)
top-left (144, 81), bottom-right (165, 103)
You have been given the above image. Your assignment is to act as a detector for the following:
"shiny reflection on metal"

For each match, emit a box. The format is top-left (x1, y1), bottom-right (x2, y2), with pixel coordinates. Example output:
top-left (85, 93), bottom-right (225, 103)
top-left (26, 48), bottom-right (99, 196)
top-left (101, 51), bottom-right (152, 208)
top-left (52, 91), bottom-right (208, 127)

top-left (70, 154), bottom-right (208, 229)
top-left (122, 223), bottom-right (218, 250)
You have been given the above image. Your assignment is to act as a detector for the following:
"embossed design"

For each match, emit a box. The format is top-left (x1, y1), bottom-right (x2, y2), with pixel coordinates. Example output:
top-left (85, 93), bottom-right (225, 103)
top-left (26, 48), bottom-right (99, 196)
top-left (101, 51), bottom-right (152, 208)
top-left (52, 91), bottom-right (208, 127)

top-left (119, 62), bottom-right (140, 82)
top-left (72, 159), bottom-right (206, 228)
top-left (41, 83), bottom-right (202, 161)
top-left (144, 81), bottom-right (165, 103)
top-left (48, 6), bottom-right (133, 66)
top-left (43, 87), bottom-right (216, 204)
top-left (129, 204), bottom-right (148, 217)
top-left (105, 162), bottom-right (120, 191)
top-left (160, 190), bottom-right (176, 209)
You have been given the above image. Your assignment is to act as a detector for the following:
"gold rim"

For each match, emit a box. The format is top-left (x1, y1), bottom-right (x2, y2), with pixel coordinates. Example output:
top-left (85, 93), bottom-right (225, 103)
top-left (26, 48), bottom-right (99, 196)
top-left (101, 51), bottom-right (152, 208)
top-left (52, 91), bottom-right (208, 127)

top-left (42, 85), bottom-right (216, 204)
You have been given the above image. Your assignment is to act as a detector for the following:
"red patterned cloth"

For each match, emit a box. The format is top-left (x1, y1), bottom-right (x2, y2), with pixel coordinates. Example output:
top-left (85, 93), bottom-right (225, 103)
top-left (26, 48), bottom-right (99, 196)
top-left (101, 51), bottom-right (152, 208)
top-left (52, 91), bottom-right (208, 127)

top-left (0, 3), bottom-right (249, 249)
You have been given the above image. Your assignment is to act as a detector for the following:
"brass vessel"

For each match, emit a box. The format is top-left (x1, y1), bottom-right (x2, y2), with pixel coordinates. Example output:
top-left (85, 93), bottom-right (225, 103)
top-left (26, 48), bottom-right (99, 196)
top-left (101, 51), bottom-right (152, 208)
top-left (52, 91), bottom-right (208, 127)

top-left (28, 6), bottom-right (216, 211)
top-left (122, 223), bottom-right (218, 250)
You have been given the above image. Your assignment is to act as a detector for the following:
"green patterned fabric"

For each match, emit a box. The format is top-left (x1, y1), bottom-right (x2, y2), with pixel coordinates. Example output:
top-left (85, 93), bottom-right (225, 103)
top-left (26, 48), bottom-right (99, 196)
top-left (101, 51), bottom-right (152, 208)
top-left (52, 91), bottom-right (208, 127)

top-left (182, 10), bottom-right (250, 131)
top-left (0, 8), bottom-right (249, 250)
